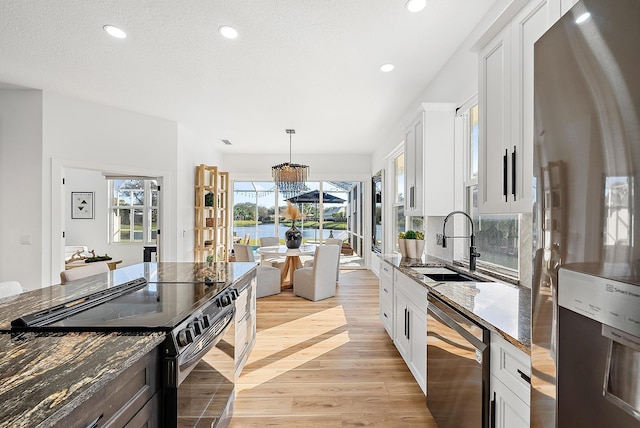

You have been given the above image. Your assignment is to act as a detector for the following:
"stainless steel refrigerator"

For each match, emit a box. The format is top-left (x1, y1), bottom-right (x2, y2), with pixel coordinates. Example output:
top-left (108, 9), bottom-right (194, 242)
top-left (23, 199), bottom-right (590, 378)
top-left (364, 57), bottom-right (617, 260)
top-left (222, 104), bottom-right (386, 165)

top-left (532, 1), bottom-right (640, 427)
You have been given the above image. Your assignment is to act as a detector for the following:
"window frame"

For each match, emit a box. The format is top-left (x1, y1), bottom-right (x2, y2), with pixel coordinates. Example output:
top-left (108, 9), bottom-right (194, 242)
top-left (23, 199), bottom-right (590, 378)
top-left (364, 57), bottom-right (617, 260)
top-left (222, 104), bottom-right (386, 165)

top-left (108, 178), bottom-right (158, 245)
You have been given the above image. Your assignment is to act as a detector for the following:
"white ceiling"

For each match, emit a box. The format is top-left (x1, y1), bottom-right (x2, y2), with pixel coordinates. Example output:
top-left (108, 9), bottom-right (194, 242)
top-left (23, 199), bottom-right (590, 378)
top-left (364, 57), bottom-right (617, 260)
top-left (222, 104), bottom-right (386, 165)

top-left (0, 0), bottom-right (495, 155)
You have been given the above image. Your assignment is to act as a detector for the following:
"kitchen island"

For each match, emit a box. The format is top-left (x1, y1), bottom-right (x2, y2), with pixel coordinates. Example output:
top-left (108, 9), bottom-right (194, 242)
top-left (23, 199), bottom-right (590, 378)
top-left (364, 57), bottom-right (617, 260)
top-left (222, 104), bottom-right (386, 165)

top-left (0, 262), bottom-right (257, 427)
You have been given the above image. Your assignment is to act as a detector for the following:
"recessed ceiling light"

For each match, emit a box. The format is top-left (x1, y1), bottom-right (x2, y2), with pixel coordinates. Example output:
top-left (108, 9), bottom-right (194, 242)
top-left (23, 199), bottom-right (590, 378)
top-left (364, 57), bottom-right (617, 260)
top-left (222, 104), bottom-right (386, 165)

top-left (380, 63), bottom-right (395, 72)
top-left (575, 12), bottom-right (591, 24)
top-left (221, 139), bottom-right (232, 145)
top-left (218, 25), bottom-right (238, 39)
top-left (103, 25), bottom-right (127, 39)
top-left (405, 0), bottom-right (427, 13)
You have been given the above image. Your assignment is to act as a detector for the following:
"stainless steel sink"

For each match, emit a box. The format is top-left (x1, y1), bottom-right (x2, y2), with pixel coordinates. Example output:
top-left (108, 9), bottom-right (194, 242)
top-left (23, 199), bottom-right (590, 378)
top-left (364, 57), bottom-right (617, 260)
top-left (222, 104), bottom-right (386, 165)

top-left (423, 273), bottom-right (477, 282)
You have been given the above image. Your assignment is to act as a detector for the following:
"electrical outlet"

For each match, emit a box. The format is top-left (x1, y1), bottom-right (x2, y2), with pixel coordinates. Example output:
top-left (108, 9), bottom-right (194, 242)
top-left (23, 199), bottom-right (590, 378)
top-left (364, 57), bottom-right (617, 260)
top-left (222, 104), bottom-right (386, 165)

top-left (436, 233), bottom-right (443, 246)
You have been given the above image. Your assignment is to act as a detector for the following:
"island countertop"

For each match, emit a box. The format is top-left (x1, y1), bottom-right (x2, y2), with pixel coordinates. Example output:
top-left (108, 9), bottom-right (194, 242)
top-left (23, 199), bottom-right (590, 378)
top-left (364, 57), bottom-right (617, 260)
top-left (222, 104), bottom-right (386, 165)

top-left (0, 331), bottom-right (165, 427)
top-left (0, 261), bottom-right (257, 427)
top-left (379, 254), bottom-right (531, 353)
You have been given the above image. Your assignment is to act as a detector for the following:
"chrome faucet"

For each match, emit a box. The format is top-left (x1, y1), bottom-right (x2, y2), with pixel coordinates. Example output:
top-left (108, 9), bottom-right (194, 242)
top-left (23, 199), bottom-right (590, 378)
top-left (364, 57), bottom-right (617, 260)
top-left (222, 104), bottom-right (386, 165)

top-left (441, 211), bottom-right (481, 272)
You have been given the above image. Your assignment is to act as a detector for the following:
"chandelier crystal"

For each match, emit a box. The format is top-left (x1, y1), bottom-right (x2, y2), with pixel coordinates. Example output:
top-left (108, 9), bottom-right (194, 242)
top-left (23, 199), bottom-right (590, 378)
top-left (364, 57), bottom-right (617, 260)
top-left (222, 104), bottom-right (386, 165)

top-left (272, 129), bottom-right (309, 197)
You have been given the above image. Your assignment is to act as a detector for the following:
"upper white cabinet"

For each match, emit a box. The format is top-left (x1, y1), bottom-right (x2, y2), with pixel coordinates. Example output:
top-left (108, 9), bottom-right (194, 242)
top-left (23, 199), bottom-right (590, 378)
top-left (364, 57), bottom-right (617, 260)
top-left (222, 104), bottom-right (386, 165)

top-left (404, 103), bottom-right (456, 217)
top-left (478, 0), bottom-right (552, 214)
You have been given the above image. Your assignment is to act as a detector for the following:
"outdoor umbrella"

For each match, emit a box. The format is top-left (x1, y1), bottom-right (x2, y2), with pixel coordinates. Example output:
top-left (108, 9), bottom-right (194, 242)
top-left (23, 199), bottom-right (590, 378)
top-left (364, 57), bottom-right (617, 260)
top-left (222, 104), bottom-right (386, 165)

top-left (285, 190), bottom-right (346, 241)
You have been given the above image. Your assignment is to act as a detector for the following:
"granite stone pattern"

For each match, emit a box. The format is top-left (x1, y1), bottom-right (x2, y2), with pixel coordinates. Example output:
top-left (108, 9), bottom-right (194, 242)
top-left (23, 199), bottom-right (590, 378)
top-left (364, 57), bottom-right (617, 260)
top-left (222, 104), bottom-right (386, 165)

top-left (379, 254), bottom-right (531, 353)
top-left (0, 331), bottom-right (165, 427)
top-left (0, 262), bottom-right (258, 427)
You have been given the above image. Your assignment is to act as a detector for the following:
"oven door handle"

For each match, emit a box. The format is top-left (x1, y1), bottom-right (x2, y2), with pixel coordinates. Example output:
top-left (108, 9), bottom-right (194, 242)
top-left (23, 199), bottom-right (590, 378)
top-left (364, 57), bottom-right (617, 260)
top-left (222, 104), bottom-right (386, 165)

top-left (178, 307), bottom-right (235, 371)
top-left (428, 300), bottom-right (486, 351)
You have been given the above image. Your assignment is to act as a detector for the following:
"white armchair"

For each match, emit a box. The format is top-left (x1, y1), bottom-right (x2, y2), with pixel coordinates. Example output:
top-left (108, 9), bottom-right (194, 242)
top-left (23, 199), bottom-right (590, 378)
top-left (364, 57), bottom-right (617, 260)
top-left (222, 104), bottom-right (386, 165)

top-left (293, 244), bottom-right (341, 301)
top-left (60, 262), bottom-right (110, 284)
top-left (0, 281), bottom-right (24, 299)
top-left (234, 244), bottom-right (281, 298)
top-left (303, 238), bottom-right (342, 281)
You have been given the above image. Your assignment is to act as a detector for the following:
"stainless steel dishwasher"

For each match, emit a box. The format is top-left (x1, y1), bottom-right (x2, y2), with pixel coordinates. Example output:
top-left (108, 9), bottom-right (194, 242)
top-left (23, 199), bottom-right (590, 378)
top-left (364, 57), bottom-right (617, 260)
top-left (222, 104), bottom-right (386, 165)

top-left (426, 292), bottom-right (490, 428)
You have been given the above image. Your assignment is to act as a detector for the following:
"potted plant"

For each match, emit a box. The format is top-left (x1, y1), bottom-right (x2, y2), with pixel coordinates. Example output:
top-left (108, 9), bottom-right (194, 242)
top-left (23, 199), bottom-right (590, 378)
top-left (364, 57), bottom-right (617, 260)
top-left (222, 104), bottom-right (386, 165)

top-left (398, 232), bottom-right (407, 257)
top-left (404, 230), bottom-right (425, 259)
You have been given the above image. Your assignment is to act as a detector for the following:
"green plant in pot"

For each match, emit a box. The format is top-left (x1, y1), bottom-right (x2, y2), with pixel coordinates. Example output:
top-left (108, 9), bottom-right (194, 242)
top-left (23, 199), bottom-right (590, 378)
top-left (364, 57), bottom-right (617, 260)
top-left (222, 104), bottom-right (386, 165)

top-left (404, 230), bottom-right (425, 259)
top-left (398, 232), bottom-right (407, 257)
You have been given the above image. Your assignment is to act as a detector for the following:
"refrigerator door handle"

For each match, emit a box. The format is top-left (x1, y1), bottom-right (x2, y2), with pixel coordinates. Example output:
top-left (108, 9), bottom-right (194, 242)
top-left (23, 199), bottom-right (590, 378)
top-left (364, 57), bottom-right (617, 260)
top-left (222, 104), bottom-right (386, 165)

top-left (511, 145), bottom-right (516, 201)
top-left (503, 149), bottom-right (508, 201)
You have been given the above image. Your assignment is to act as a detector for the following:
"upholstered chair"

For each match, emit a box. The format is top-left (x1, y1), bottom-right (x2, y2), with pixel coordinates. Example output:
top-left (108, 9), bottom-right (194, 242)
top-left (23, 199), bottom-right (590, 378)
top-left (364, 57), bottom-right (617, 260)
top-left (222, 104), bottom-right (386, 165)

top-left (234, 244), bottom-right (281, 298)
top-left (60, 262), bottom-right (110, 284)
top-left (0, 281), bottom-right (24, 299)
top-left (293, 244), bottom-right (341, 301)
top-left (303, 238), bottom-right (342, 281)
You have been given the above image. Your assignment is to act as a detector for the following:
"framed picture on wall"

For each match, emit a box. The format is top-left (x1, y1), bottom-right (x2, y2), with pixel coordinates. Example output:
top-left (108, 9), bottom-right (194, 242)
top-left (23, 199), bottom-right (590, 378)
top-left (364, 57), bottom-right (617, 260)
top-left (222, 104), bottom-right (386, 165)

top-left (71, 191), bottom-right (94, 219)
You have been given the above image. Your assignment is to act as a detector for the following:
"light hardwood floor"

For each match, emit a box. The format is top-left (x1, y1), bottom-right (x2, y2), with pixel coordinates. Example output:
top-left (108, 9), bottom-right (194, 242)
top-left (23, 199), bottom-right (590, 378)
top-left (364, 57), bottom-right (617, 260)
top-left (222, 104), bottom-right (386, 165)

top-left (230, 269), bottom-right (437, 427)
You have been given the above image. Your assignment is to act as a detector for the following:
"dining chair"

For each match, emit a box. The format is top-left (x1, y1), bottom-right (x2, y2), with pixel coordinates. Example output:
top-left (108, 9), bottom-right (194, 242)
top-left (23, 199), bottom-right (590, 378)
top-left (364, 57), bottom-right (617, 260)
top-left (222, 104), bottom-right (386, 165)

top-left (259, 237), bottom-right (285, 268)
top-left (243, 233), bottom-right (251, 244)
top-left (303, 238), bottom-right (342, 281)
top-left (60, 262), bottom-right (110, 284)
top-left (259, 237), bottom-right (280, 247)
top-left (0, 281), bottom-right (24, 299)
top-left (233, 244), bottom-right (281, 298)
top-left (293, 244), bottom-right (341, 301)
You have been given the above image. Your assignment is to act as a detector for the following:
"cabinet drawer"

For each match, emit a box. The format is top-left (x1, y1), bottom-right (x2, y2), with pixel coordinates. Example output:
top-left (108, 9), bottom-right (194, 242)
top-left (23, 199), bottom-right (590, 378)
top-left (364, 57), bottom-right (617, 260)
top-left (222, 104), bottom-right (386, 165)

top-left (379, 281), bottom-right (393, 306)
top-left (60, 345), bottom-right (162, 427)
top-left (379, 300), bottom-right (393, 338)
top-left (380, 263), bottom-right (393, 282)
top-left (490, 333), bottom-right (530, 404)
top-left (394, 270), bottom-right (427, 312)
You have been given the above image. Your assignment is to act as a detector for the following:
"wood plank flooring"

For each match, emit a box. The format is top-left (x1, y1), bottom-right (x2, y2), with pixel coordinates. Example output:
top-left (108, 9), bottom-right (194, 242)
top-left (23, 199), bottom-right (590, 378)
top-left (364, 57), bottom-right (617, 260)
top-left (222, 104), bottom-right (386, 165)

top-left (230, 269), bottom-right (437, 427)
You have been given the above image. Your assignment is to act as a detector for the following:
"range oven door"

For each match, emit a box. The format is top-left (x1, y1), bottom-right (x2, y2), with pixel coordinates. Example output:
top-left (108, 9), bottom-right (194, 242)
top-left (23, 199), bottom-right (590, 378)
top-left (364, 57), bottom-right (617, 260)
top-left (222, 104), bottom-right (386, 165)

top-left (164, 305), bottom-right (236, 427)
top-left (426, 293), bottom-right (490, 428)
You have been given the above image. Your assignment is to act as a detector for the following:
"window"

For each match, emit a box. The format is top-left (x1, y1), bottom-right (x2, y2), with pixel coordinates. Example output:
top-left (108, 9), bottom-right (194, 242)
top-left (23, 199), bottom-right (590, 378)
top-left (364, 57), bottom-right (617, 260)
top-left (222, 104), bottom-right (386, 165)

top-left (461, 103), bottom-right (520, 277)
top-left (108, 179), bottom-right (158, 244)
top-left (393, 152), bottom-right (405, 251)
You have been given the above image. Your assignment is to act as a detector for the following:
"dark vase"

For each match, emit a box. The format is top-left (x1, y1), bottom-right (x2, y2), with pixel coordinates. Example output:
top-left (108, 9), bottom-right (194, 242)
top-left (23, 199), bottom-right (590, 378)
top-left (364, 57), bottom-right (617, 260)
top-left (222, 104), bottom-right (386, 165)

top-left (285, 223), bottom-right (302, 249)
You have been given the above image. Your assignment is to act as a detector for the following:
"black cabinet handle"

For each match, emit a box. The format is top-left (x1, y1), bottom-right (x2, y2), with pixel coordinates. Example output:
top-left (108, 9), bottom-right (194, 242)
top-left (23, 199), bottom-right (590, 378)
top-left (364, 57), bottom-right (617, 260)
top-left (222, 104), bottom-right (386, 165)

top-left (406, 309), bottom-right (410, 340)
top-left (511, 145), bottom-right (516, 201)
top-left (517, 369), bottom-right (531, 384)
top-left (503, 149), bottom-right (508, 201)
top-left (490, 392), bottom-right (496, 428)
top-left (409, 186), bottom-right (415, 208)
top-left (404, 308), bottom-right (408, 338)
top-left (85, 414), bottom-right (103, 428)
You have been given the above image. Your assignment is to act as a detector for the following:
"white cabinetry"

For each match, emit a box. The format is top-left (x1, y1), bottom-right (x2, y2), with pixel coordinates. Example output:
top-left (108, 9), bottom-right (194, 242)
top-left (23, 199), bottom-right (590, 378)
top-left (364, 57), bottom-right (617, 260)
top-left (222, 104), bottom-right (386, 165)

top-left (393, 270), bottom-right (427, 394)
top-left (378, 262), bottom-right (394, 339)
top-left (490, 333), bottom-right (530, 428)
top-left (404, 103), bottom-right (456, 217)
top-left (235, 273), bottom-right (257, 379)
top-left (478, 0), bottom-right (550, 214)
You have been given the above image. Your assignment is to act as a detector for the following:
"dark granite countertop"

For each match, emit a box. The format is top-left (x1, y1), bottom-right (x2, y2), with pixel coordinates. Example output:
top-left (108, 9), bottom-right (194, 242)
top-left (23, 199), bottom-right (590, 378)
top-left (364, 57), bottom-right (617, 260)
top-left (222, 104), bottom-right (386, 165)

top-left (379, 254), bottom-right (531, 353)
top-left (0, 262), bottom-right (258, 331)
top-left (0, 331), bottom-right (165, 427)
top-left (0, 262), bottom-right (257, 427)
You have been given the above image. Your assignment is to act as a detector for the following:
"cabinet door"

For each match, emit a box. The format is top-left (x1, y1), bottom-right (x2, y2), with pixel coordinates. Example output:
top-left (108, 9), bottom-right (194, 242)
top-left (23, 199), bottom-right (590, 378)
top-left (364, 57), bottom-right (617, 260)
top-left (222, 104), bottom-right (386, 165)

top-left (408, 303), bottom-right (427, 394)
top-left (479, 27), bottom-right (511, 214)
top-left (404, 111), bottom-right (424, 216)
top-left (378, 264), bottom-right (394, 338)
top-left (491, 375), bottom-right (530, 428)
top-left (509, 0), bottom-right (550, 213)
top-left (393, 289), bottom-right (411, 362)
top-left (423, 103), bottom-right (456, 216)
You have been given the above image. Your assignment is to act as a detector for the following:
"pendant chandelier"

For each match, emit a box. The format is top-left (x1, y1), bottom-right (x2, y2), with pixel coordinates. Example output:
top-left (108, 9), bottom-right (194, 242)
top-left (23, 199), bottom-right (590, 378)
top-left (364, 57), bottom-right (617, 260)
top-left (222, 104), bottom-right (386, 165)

top-left (272, 129), bottom-right (309, 197)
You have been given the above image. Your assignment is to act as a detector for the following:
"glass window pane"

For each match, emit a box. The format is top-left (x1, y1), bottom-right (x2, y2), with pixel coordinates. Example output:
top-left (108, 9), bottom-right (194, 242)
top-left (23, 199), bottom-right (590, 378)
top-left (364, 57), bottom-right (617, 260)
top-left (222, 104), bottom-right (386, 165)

top-left (113, 208), bottom-right (131, 242)
top-left (395, 153), bottom-right (405, 204)
top-left (151, 191), bottom-right (158, 207)
top-left (133, 191), bottom-right (144, 206)
top-left (470, 104), bottom-right (479, 179)
top-left (469, 185), bottom-right (519, 271)
top-left (133, 209), bottom-right (144, 242)
top-left (116, 190), bottom-right (131, 206)
top-left (394, 205), bottom-right (405, 251)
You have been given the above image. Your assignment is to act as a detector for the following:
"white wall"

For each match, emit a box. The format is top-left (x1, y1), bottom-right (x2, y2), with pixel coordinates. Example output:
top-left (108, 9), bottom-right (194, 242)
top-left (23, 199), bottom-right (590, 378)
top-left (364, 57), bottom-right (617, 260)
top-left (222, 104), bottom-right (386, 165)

top-left (0, 89), bottom-right (43, 290)
top-left (176, 124), bottom-right (223, 262)
top-left (42, 92), bottom-right (179, 286)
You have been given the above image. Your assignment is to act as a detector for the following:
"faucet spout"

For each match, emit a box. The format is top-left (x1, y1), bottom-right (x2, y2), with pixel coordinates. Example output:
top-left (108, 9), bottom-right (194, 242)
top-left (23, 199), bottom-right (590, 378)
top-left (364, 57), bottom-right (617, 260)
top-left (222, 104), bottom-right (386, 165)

top-left (441, 211), bottom-right (481, 272)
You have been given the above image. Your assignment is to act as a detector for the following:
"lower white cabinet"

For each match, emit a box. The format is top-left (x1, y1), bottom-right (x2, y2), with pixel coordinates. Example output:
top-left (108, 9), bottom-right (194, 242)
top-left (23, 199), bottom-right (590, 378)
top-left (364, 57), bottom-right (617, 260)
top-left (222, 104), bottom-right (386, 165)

top-left (490, 333), bottom-right (530, 427)
top-left (378, 263), bottom-right (394, 338)
top-left (393, 270), bottom-right (427, 394)
top-left (490, 374), bottom-right (529, 428)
